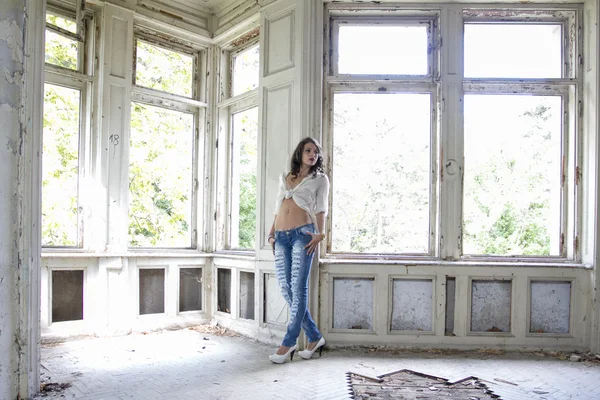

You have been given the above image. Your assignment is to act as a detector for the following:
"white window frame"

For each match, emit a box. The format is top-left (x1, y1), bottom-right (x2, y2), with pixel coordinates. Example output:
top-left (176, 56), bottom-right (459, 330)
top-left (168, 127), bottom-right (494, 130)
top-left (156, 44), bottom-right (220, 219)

top-left (324, 3), bottom-right (582, 263)
top-left (42, 3), bottom-right (95, 249)
top-left (129, 30), bottom-right (207, 250)
top-left (216, 31), bottom-right (260, 253)
top-left (324, 7), bottom-right (441, 259)
top-left (460, 8), bottom-right (581, 262)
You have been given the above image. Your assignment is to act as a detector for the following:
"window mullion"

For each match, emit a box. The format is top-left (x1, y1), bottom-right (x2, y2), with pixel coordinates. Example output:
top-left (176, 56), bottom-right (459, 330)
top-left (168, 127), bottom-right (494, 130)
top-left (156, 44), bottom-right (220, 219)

top-left (439, 5), bottom-right (464, 260)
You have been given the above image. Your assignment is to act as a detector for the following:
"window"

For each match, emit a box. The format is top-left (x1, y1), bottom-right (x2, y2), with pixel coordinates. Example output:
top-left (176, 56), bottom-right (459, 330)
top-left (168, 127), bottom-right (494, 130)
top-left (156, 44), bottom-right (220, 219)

top-left (231, 44), bottom-right (259, 96)
top-left (462, 10), bottom-right (578, 258)
top-left (332, 92), bottom-right (433, 254)
top-left (326, 12), bottom-right (438, 256)
top-left (217, 31), bottom-right (260, 251)
top-left (230, 107), bottom-right (258, 249)
top-left (42, 8), bottom-right (92, 247)
top-left (128, 35), bottom-right (205, 248)
top-left (42, 84), bottom-right (82, 246)
top-left (135, 39), bottom-right (194, 98)
top-left (325, 5), bottom-right (581, 261)
top-left (45, 12), bottom-right (79, 70)
top-left (337, 24), bottom-right (429, 75)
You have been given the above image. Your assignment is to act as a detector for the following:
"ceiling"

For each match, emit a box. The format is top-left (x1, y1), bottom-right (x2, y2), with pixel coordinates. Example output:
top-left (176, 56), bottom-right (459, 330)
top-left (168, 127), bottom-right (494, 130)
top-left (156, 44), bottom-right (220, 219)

top-left (172, 0), bottom-right (239, 13)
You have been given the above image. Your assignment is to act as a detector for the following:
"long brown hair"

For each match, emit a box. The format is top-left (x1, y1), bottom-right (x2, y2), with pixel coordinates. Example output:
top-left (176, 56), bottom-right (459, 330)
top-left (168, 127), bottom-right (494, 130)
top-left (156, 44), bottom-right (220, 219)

top-left (290, 137), bottom-right (324, 180)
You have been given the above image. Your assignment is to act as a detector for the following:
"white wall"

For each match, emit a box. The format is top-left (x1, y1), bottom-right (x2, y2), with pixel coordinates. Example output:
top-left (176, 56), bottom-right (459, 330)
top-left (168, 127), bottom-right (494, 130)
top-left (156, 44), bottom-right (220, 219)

top-left (5, 0), bottom-right (600, 396)
top-left (0, 1), bottom-right (23, 394)
top-left (0, 0), bottom-right (44, 398)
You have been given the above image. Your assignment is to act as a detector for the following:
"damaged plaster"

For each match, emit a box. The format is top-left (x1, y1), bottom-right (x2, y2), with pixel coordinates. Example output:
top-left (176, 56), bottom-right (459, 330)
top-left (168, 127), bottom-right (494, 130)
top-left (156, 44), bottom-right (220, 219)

top-left (0, 2), bottom-right (25, 400)
top-left (0, 16), bottom-right (24, 109)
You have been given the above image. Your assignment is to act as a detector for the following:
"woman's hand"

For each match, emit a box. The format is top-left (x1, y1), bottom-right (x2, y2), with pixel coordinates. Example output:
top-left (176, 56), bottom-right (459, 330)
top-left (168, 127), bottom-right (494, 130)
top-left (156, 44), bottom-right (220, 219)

top-left (268, 237), bottom-right (276, 255)
top-left (304, 232), bottom-right (325, 255)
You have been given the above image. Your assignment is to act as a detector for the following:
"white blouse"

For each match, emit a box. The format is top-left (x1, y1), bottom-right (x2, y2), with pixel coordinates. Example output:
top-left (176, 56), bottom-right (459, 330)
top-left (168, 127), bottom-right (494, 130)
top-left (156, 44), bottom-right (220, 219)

top-left (273, 172), bottom-right (330, 226)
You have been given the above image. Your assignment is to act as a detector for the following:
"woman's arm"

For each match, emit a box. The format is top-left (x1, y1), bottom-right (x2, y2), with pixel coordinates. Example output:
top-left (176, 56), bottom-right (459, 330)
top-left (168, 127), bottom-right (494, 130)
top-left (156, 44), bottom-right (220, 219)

top-left (305, 175), bottom-right (330, 255)
top-left (305, 212), bottom-right (326, 255)
top-left (269, 173), bottom-right (285, 254)
top-left (268, 218), bottom-right (276, 254)
top-left (315, 212), bottom-right (325, 240)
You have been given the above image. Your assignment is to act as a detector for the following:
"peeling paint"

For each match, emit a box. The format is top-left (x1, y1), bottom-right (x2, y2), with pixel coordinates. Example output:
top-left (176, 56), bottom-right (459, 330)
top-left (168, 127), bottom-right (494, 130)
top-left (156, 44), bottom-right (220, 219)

top-left (0, 1), bottom-right (26, 398)
top-left (530, 281), bottom-right (571, 334)
top-left (231, 26), bottom-right (260, 48)
top-left (0, 19), bottom-right (24, 63)
top-left (333, 278), bottom-right (374, 330)
top-left (1, 104), bottom-right (20, 155)
top-left (0, 16), bottom-right (24, 110)
top-left (471, 280), bottom-right (512, 333)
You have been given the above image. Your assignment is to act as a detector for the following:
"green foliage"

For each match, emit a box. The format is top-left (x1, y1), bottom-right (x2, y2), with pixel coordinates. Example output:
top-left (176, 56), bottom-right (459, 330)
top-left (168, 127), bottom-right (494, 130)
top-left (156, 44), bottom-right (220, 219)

top-left (237, 174), bottom-right (257, 249)
top-left (45, 15), bottom-right (78, 70)
top-left (463, 97), bottom-right (560, 256)
top-left (135, 40), bottom-right (194, 97)
top-left (42, 84), bottom-right (80, 246)
top-left (331, 93), bottom-right (431, 254)
top-left (232, 45), bottom-right (260, 96)
top-left (46, 14), bottom-right (77, 33)
top-left (128, 102), bottom-right (193, 247)
top-left (232, 108), bottom-right (258, 249)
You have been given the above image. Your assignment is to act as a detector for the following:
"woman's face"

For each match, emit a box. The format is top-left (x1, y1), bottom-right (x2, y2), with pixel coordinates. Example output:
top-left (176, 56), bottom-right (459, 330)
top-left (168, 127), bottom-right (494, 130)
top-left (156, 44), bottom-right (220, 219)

top-left (302, 142), bottom-right (319, 168)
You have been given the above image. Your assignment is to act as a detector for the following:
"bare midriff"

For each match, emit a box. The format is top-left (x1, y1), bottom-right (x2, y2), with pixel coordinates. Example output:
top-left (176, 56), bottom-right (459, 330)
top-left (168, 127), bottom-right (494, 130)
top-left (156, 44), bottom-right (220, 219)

top-left (274, 198), bottom-right (311, 231)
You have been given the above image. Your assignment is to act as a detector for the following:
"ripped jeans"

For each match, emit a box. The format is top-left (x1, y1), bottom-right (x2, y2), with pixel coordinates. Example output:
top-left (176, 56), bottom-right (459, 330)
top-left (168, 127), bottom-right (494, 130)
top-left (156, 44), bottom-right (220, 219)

top-left (274, 223), bottom-right (322, 347)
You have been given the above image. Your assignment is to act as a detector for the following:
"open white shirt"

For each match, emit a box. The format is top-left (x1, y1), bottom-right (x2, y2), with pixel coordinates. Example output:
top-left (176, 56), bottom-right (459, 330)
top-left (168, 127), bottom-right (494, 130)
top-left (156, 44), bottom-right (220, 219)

top-left (273, 172), bottom-right (330, 227)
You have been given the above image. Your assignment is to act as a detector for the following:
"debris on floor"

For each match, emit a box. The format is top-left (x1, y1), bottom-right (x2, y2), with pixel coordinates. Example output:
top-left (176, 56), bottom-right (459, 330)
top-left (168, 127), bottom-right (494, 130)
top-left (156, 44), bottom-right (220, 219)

top-left (38, 382), bottom-right (71, 397)
top-left (188, 323), bottom-right (238, 337)
top-left (348, 369), bottom-right (499, 399)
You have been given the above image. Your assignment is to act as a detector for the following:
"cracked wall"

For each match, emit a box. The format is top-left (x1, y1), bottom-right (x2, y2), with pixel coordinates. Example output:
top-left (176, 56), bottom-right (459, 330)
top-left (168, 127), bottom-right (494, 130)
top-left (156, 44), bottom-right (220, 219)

top-left (0, 0), bottom-right (25, 399)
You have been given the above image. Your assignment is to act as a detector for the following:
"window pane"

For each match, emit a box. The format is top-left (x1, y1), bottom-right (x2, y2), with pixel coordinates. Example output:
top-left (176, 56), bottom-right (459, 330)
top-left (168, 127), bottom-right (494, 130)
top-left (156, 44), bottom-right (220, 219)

top-left (338, 25), bottom-right (428, 75)
top-left (464, 24), bottom-right (562, 79)
top-left (42, 84), bottom-right (80, 246)
top-left (232, 45), bottom-right (259, 96)
top-left (45, 30), bottom-right (78, 70)
top-left (332, 93), bottom-right (431, 253)
top-left (135, 40), bottom-right (194, 97)
top-left (129, 103), bottom-right (194, 247)
top-left (463, 95), bottom-right (562, 256)
top-left (46, 13), bottom-right (77, 33)
top-left (230, 107), bottom-right (258, 249)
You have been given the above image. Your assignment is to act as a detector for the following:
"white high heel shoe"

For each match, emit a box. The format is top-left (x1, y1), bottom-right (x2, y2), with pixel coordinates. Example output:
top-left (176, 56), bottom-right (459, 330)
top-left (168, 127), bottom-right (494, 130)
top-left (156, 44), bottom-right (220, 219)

top-left (268, 345), bottom-right (297, 364)
top-left (298, 337), bottom-right (325, 360)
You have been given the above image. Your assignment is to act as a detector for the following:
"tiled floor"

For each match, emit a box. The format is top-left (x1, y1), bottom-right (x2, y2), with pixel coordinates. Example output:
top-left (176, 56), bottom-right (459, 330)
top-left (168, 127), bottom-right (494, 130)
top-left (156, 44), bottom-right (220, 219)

top-left (36, 327), bottom-right (600, 400)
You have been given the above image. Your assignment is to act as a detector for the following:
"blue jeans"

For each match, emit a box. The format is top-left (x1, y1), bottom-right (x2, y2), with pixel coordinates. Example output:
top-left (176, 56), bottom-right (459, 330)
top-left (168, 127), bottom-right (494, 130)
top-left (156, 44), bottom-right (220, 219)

top-left (274, 223), bottom-right (322, 347)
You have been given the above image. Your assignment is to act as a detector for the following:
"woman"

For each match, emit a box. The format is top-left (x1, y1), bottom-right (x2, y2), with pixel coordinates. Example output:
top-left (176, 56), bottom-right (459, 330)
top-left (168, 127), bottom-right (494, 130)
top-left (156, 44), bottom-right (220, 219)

top-left (267, 137), bottom-right (329, 364)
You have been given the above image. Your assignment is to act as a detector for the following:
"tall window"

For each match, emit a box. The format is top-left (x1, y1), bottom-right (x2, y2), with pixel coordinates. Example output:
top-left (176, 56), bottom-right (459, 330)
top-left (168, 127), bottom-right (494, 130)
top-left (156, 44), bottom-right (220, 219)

top-left (462, 14), bottom-right (573, 258)
top-left (325, 5), bottom-right (580, 261)
top-left (129, 36), bottom-right (205, 248)
top-left (42, 9), bottom-right (91, 247)
top-left (217, 34), bottom-right (259, 251)
top-left (327, 15), bottom-right (438, 256)
top-left (230, 107), bottom-right (258, 249)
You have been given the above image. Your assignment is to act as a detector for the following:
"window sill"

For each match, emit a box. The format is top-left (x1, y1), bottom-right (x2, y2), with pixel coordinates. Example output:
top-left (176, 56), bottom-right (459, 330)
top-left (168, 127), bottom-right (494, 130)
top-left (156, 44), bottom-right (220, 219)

top-left (213, 250), bottom-right (256, 260)
top-left (41, 249), bottom-right (211, 258)
top-left (39, 251), bottom-right (592, 269)
top-left (321, 257), bottom-right (592, 269)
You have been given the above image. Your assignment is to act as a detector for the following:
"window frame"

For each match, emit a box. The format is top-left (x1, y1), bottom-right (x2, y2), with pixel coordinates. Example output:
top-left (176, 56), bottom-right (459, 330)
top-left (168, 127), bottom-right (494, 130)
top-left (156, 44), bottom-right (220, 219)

top-left (324, 3), bottom-right (582, 263)
top-left (329, 16), bottom-right (439, 80)
top-left (128, 30), bottom-right (207, 250)
top-left (42, 4), bottom-right (95, 249)
top-left (326, 84), bottom-right (440, 258)
top-left (216, 31), bottom-right (260, 253)
top-left (230, 41), bottom-right (260, 97)
top-left (460, 9), bottom-right (581, 262)
top-left (45, 7), bottom-right (86, 73)
top-left (324, 8), bottom-right (441, 259)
